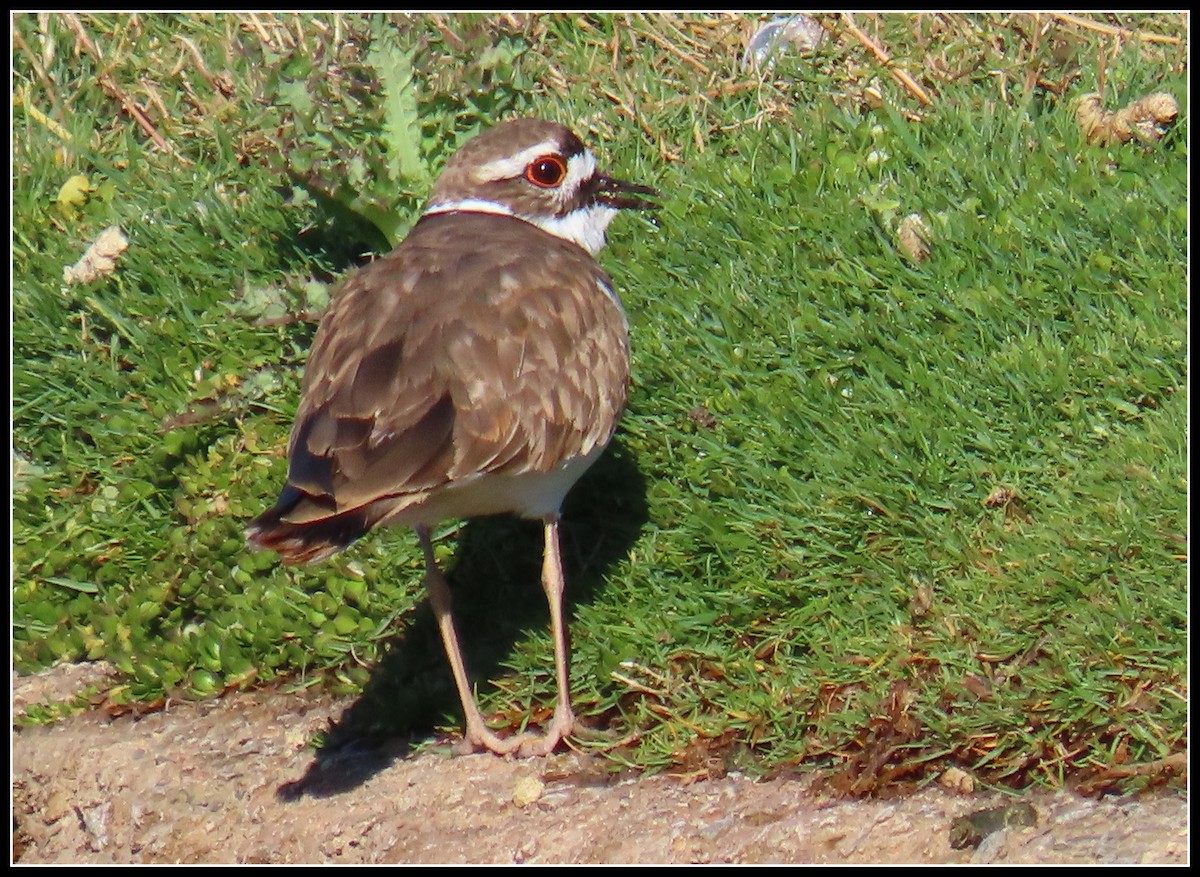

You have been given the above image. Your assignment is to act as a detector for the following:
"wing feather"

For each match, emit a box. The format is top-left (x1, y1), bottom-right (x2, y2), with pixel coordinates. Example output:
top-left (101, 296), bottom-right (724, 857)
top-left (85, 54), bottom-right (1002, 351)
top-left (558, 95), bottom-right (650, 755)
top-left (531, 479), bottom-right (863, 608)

top-left (276, 212), bottom-right (630, 526)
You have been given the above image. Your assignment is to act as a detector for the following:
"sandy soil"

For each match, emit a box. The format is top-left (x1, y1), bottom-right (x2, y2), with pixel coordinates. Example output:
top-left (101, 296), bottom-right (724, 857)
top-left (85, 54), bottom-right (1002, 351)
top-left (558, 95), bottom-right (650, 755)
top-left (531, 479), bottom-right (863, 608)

top-left (11, 662), bottom-right (1189, 865)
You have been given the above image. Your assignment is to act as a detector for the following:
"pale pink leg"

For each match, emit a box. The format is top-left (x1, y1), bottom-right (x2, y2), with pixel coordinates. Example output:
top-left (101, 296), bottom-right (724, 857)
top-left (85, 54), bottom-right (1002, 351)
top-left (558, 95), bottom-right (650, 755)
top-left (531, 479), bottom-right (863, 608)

top-left (417, 521), bottom-right (575, 757)
top-left (517, 515), bottom-right (576, 756)
top-left (417, 525), bottom-right (525, 755)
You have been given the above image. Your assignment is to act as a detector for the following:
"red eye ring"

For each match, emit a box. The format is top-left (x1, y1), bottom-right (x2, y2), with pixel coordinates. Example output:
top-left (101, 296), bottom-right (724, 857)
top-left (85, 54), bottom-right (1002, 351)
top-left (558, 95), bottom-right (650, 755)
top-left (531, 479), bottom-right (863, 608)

top-left (525, 155), bottom-right (567, 188)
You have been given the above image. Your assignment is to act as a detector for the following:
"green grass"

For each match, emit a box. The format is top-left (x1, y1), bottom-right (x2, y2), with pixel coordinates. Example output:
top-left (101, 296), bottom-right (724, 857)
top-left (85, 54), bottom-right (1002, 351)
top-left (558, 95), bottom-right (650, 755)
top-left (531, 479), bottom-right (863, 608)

top-left (12, 13), bottom-right (1187, 792)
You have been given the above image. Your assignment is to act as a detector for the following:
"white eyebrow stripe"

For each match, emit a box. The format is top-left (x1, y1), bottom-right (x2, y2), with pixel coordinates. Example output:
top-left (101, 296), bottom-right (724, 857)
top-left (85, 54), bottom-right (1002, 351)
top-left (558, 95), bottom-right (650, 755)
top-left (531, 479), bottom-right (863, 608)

top-left (472, 140), bottom-right (564, 182)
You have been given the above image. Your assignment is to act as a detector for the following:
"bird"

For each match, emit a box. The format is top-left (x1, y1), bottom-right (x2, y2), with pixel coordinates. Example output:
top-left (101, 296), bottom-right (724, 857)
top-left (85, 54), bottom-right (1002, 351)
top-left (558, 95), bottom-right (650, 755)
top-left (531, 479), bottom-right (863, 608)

top-left (246, 117), bottom-right (657, 757)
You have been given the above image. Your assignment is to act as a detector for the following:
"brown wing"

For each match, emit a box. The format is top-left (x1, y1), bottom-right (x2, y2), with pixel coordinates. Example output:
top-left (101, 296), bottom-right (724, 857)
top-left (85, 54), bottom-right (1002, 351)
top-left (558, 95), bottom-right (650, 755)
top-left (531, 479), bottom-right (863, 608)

top-left (273, 212), bottom-right (630, 529)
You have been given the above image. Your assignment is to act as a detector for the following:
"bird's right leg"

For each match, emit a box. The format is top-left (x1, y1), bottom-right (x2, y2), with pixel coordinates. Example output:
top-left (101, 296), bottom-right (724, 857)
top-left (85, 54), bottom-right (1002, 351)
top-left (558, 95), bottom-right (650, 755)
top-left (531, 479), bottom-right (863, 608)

top-left (416, 525), bottom-right (527, 756)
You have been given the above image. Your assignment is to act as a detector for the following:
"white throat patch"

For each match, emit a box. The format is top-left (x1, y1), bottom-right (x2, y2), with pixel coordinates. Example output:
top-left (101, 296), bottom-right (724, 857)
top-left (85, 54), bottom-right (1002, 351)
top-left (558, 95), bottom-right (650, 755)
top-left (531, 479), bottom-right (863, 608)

top-left (529, 204), bottom-right (618, 255)
top-left (422, 200), bottom-right (617, 256)
top-left (424, 187), bottom-right (617, 256)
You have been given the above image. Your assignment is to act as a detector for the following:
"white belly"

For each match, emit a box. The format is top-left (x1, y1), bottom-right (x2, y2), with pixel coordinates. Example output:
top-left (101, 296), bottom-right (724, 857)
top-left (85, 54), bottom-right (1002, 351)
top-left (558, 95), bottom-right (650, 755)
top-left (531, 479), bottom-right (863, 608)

top-left (379, 446), bottom-right (607, 528)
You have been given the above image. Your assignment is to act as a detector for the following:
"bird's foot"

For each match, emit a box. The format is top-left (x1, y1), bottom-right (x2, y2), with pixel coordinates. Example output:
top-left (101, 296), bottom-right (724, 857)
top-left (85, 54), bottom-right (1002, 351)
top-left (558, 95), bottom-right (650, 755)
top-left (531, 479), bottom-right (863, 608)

top-left (515, 706), bottom-right (575, 757)
top-left (514, 731), bottom-right (564, 758)
top-left (455, 708), bottom-right (575, 758)
top-left (451, 726), bottom-right (525, 757)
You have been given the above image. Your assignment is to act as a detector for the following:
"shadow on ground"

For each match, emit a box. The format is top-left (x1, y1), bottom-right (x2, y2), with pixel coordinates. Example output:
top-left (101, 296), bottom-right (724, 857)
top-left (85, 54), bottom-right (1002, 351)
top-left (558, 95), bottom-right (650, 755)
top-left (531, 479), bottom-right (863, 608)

top-left (278, 439), bottom-right (649, 799)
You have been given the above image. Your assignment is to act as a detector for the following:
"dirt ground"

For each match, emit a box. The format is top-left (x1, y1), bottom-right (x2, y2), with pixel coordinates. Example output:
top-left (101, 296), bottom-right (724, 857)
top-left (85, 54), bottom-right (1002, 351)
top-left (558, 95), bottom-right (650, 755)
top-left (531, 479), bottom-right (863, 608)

top-left (11, 662), bottom-right (1189, 865)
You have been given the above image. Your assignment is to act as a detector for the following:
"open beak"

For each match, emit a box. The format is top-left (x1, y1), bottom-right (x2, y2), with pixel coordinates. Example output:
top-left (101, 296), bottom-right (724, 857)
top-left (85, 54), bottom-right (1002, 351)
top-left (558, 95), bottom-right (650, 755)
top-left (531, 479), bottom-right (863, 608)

top-left (593, 173), bottom-right (659, 211)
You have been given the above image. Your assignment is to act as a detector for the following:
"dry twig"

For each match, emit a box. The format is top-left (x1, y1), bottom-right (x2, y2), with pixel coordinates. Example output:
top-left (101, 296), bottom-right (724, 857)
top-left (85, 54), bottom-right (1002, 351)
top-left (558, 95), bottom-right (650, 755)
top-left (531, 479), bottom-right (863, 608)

top-left (841, 13), bottom-right (934, 107)
top-left (12, 20), bottom-right (63, 113)
top-left (1050, 12), bottom-right (1184, 46)
top-left (631, 16), bottom-right (711, 75)
top-left (173, 35), bottom-right (235, 96)
top-left (61, 13), bottom-right (188, 162)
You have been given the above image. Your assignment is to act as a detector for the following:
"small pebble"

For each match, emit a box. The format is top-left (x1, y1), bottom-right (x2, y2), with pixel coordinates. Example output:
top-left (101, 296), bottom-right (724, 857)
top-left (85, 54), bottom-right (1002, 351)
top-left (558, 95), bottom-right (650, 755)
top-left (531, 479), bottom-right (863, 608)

top-left (511, 774), bottom-right (544, 808)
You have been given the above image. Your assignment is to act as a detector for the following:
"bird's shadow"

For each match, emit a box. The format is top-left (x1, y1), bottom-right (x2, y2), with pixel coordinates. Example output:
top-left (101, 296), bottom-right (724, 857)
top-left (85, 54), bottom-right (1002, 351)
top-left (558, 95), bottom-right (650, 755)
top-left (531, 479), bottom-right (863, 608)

top-left (276, 438), bottom-right (648, 800)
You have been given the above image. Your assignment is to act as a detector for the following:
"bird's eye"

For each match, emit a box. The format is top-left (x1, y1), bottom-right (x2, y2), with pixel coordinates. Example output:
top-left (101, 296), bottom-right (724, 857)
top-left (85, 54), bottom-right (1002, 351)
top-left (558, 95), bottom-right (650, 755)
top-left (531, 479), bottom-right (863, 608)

top-left (525, 155), bottom-right (568, 188)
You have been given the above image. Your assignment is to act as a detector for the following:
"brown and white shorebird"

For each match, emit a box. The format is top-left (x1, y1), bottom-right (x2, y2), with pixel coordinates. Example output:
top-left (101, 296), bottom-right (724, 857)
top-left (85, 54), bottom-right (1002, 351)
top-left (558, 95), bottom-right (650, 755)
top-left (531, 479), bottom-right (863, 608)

top-left (246, 118), bottom-right (657, 756)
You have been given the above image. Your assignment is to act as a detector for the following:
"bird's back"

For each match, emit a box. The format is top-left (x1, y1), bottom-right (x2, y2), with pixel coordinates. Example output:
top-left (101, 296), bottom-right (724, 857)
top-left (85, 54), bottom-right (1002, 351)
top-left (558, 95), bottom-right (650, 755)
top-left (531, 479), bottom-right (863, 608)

top-left (247, 211), bottom-right (631, 564)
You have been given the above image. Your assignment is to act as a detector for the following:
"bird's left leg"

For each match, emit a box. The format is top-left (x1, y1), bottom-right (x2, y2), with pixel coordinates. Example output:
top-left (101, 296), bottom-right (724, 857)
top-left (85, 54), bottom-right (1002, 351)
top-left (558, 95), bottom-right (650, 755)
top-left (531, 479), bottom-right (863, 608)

top-left (517, 514), bottom-right (576, 757)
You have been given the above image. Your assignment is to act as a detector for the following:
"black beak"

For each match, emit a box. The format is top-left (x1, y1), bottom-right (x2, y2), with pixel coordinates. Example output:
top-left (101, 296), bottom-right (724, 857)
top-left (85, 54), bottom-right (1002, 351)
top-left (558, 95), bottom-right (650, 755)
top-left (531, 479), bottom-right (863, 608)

top-left (593, 173), bottom-right (659, 211)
